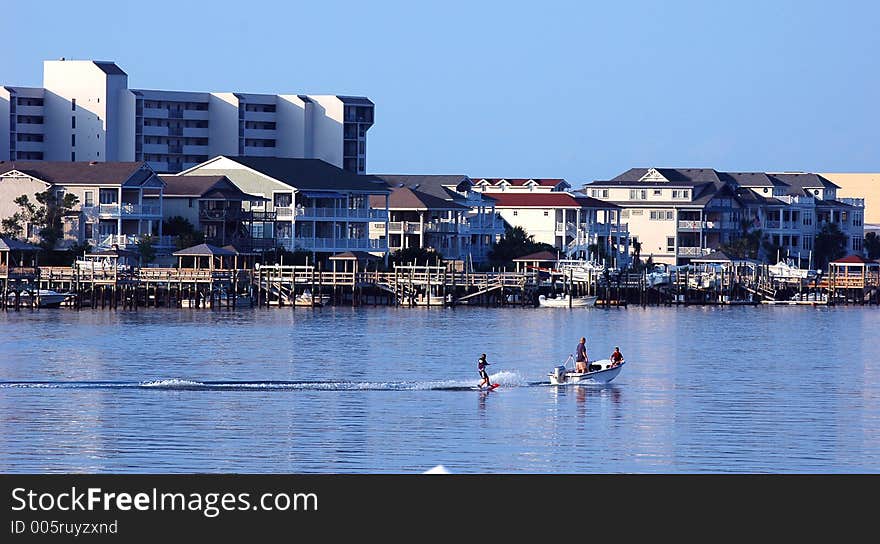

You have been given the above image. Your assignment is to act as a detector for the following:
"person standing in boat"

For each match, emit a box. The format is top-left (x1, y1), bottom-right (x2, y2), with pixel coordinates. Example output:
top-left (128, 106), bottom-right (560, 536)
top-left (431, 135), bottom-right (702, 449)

top-left (477, 354), bottom-right (491, 388)
top-left (575, 337), bottom-right (588, 373)
top-left (610, 346), bottom-right (624, 367)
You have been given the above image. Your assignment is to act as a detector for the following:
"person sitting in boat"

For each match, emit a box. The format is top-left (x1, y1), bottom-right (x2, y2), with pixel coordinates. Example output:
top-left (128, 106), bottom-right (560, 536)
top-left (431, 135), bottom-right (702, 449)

top-left (575, 337), bottom-right (588, 373)
top-left (610, 346), bottom-right (624, 367)
top-left (477, 354), bottom-right (491, 388)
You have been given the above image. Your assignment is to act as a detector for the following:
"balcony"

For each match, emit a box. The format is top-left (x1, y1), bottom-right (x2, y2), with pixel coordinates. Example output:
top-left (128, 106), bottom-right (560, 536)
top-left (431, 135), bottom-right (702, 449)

top-left (142, 107), bottom-right (168, 119)
top-left (677, 246), bottom-right (710, 257)
top-left (840, 198), bottom-right (865, 208)
top-left (424, 220), bottom-right (468, 234)
top-left (387, 222), bottom-right (421, 234)
top-left (142, 125), bottom-right (168, 136)
top-left (90, 234), bottom-right (175, 250)
top-left (279, 237), bottom-right (387, 252)
top-left (677, 220), bottom-right (702, 230)
top-left (294, 207), bottom-right (388, 221)
top-left (84, 204), bottom-right (162, 218)
top-left (183, 127), bottom-right (210, 137)
top-left (16, 105), bottom-right (44, 116)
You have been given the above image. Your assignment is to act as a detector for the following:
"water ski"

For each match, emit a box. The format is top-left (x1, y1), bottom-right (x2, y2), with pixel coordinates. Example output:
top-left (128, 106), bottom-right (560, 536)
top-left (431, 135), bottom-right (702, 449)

top-left (473, 383), bottom-right (499, 391)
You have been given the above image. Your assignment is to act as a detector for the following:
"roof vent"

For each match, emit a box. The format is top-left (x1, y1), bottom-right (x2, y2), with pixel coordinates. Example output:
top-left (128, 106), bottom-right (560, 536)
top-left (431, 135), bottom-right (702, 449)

top-left (89, 161), bottom-right (99, 165)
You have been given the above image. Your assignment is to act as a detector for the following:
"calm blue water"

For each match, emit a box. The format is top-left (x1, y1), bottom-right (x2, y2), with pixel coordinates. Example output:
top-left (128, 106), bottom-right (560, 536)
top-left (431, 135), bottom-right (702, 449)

top-left (1, 305), bottom-right (878, 473)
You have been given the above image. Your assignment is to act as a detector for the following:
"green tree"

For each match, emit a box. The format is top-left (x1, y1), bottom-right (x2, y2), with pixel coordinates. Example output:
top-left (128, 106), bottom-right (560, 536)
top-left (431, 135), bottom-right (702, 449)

top-left (488, 226), bottom-right (555, 267)
top-left (721, 220), bottom-right (763, 260)
top-left (1, 191), bottom-right (79, 250)
top-left (163, 216), bottom-right (205, 250)
top-left (865, 232), bottom-right (880, 260)
top-left (814, 222), bottom-right (847, 269)
top-left (390, 246), bottom-right (444, 266)
top-left (136, 235), bottom-right (157, 265)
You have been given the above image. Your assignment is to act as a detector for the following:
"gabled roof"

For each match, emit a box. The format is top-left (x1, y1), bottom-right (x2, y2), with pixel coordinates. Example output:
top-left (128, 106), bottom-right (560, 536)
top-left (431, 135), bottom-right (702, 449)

top-left (690, 250), bottom-right (740, 263)
top-left (512, 250), bottom-right (558, 262)
top-left (0, 237), bottom-right (40, 252)
top-left (329, 251), bottom-right (382, 261)
top-left (831, 254), bottom-right (874, 265)
top-left (212, 157), bottom-right (389, 193)
top-left (473, 178), bottom-right (568, 187)
top-left (159, 175), bottom-right (248, 199)
top-left (369, 187), bottom-right (472, 211)
top-left (603, 168), bottom-right (722, 185)
top-left (489, 193), bottom-right (618, 209)
top-left (770, 173), bottom-right (840, 190)
top-left (721, 172), bottom-right (787, 187)
top-left (173, 243), bottom-right (236, 257)
top-left (374, 174), bottom-right (473, 200)
top-left (0, 161), bottom-right (160, 187)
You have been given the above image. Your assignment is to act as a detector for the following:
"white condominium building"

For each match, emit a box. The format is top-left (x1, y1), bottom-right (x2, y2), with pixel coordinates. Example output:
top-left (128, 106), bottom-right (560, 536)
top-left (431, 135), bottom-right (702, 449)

top-left (1, 60), bottom-right (374, 174)
top-left (584, 168), bottom-right (866, 265)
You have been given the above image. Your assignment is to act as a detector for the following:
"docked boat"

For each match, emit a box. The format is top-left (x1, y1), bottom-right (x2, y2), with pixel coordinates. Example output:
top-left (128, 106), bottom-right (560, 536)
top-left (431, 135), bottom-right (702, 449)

top-left (768, 259), bottom-right (817, 282)
top-left (647, 264), bottom-right (674, 288)
top-left (549, 359), bottom-right (625, 385)
top-left (538, 294), bottom-right (597, 307)
top-left (295, 290), bottom-right (331, 307)
top-left (6, 289), bottom-right (74, 308)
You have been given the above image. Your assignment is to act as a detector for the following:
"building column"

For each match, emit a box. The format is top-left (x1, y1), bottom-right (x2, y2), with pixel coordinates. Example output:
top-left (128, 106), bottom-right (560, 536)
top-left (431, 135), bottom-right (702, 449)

top-left (419, 211), bottom-right (424, 249)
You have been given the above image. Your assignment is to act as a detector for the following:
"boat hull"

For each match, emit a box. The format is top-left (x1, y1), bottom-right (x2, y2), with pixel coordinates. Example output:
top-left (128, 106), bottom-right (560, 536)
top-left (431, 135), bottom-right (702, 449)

top-left (549, 362), bottom-right (624, 385)
top-left (538, 295), bottom-right (597, 308)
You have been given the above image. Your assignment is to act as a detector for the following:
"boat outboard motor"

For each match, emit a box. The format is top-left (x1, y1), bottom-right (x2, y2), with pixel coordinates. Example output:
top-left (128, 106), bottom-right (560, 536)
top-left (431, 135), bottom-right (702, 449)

top-left (551, 365), bottom-right (567, 383)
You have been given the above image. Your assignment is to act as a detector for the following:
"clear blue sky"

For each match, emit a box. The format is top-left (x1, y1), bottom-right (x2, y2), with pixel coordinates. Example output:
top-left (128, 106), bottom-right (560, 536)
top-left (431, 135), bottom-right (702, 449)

top-left (6, 0), bottom-right (879, 183)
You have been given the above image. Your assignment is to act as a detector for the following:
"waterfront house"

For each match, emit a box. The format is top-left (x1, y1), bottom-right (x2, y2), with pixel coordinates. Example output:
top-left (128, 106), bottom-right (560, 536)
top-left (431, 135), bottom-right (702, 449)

top-left (368, 185), bottom-right (474, 260)
top-left (470, 177), bottom-right (571, 193)
top-left (177, 156), bottom-right (391, 259)
top-left (0, 161), bottom-right (167, 251)
top-left (484, 192), bottom-right (628, 265)
top-left (584, 168), bottom-right (865, 266)
top-left (371, 175), bottom-right (503, 263)
top-left (157, 174), bottom-right (273, 251)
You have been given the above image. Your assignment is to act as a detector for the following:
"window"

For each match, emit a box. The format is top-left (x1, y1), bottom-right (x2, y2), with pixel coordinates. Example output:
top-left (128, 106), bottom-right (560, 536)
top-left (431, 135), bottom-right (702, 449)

top-left (672, 189), bottom-right (689, 199)
top-left (513, 211), bottom-right (518, 216)
top-left (71, 98), bottom-right (76, 111)
top-left (629, 189), bottom-right (647, 200)
top-left (853, 213), bottom-right (863, 227)
top-left (763, 188), bottom-right (769, 193)
top-left (274, 193), bottom-right (292, 207)
top-left (666, 236), bottom-right (675, 253)
top-left (188, 198), bottom-right (194, 208)
top-left (71, 116), bottom-right (76, 129)
top-left (803, 236), bottom-right (813, 250)
top-left (621, 210), bottom-right (629, 218)
top-left (653, 189), bottom-right (662, 196)
top-left (71, 152), bottom-right (75, 161)
top-left (84, 223), bottom-right (93, 239)
top-left (853, 238), bottom-right (863, 251)
top-left (631, 209), bottom-right (644, 216)
top-left (84, 191), bottom-right (94, 207)
top-left (803, 213), bottom-right (813, 226)
top-left (71, 134), bottom-right (76, 147)
top-left (543, 211), bottom-right (549, 216)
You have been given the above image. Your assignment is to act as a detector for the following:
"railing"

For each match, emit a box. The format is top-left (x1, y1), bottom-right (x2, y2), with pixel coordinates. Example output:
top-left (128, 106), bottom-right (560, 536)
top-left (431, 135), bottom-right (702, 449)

top-left (85, 204), bottom-right (161, 217)
top-left (281, 237), bottom-right (388, 251)
top-left (678, 220), bottom-right (702, 230)
top-left (677, 246), bottom-right (710, 257)
top-left (0, 266), bottom-right (38, 278)
top-left (764, 220), bottom-right (781, 229)
top-left (293, 207), bottom-right (388, 220)
top-left (840, 198), bottom-right (865, 208)
top-left (93, 234), bottom-right (175, 249)
top-left (424, 220), bottom-right (468, 234)
top-left (275, 206), bottom-right (294, 218)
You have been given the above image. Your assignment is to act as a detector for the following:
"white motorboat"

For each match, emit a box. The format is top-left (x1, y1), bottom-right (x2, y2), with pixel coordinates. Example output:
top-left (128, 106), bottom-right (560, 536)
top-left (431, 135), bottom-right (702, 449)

top-left (549, 359), bottom-right (625, 385)
top-left (538, 294), bottom-right (597, 308)
top-left (768, 259), bottom-right (817, 282)
top-left (295, 289), bottom-right (331, 307)
top-left (647, 264), bottom-right (673, 288)
top-left (6, 289), bottom-right (74, 308)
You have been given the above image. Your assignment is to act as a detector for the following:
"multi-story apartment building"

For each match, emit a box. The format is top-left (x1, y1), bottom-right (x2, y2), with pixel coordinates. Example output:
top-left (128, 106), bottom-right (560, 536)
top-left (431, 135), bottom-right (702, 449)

top-left (471, 178), bottom-right (628, 264)
top-left (0, 161), bottom-right (167, 250)
top-left (584, 168), bottom-right (866, 265)
top-left (177, 156), bottom-right (390, 258)
top-left (1, 60), bottom-right (374, 174)
top-left (370, 175), bottom-right (504, 263)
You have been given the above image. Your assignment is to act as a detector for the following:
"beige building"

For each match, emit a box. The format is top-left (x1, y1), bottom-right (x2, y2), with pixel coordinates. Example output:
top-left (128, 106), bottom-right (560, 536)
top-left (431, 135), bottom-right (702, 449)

top-left (820, 173), bottom-right (880, 224)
